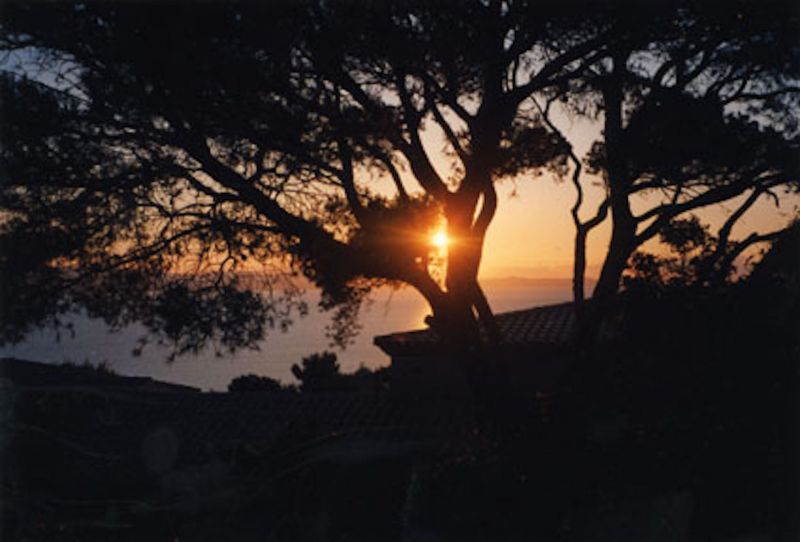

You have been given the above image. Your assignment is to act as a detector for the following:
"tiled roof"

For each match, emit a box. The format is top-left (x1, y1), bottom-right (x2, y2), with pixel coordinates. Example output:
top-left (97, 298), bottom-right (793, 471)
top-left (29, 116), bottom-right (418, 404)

top-left (374, 302), bottom-right (576, 355)
top-left (5, 383), bottom-right (558, 527)
top-left (7, 387), bottom-right (480, 466)
top-left (4, 385), bottom-right (502, 525)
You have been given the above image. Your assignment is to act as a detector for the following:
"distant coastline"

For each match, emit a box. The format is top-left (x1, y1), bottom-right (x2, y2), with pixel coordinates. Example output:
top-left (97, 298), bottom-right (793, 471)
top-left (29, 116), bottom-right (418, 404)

top-left (0, 279), bottom-right (580, 391)
top-left (481, 276), bottom-right (596, 287)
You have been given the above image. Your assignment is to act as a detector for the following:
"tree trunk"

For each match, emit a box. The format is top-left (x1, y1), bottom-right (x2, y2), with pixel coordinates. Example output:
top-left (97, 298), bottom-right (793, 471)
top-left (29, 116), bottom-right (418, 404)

top-left (592, 220), bottom-right (636, 303)
top-left (575, 50), bottom-right (634, 351)
top-left (471, 280), bottom-right (501, 345)
top-left (443, 200), bottom-right (500, 351)
top-left (573, 227), bottom-right (589, 306)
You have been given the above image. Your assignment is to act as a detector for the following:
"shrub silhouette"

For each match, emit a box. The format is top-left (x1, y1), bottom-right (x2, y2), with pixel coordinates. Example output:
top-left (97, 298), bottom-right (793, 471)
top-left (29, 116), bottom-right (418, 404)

top-left (291, 352), bottom-right (342, 393)
top-left (227, 374), bottom-right (291, 393)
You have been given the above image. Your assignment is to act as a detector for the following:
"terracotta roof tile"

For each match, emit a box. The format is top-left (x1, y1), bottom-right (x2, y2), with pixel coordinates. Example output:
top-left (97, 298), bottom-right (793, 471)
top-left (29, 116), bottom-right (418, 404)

top-left (374, 302), bottom-right (576, 354)
top-left (9, 388), bottom-right (480, 466)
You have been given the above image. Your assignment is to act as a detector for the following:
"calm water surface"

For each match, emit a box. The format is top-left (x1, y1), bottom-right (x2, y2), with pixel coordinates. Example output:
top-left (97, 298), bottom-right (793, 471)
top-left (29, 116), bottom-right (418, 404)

top-left (0, 280), bottom-right (574, 390)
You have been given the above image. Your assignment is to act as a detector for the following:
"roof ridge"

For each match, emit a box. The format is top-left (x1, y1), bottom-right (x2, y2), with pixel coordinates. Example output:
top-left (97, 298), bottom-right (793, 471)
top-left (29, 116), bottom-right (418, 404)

top-left (374, 301), bottom-right (577, 353)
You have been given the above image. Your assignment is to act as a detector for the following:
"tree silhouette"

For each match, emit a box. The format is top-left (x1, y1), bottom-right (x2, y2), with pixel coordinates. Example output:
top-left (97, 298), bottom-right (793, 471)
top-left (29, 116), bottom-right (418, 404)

top-left (0, 2), bottom-right (606, 356)
top-left (3, 3), bottom-right (796, 360)
top-left (228, 373), bottom-right (291, 394)
top-left (290, 351), bottom-right (341, 393)
top-left (623, 216), bottom-right (719, 293)
top-left (533, 3), bottom-right (800, 311)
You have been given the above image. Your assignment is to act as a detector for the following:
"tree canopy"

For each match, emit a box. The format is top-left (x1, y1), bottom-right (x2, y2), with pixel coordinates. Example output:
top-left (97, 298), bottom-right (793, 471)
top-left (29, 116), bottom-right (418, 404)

top-left (536, 1), bottom-right (800, 305)
top-left (0, 1), bottom-right (581, 354)
top-left (1, 1), bottom-right (798, 357)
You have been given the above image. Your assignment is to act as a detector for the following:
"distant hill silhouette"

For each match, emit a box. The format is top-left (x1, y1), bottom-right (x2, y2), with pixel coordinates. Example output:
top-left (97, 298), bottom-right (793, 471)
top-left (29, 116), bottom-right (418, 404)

top-left (0, 357), bottom-right (199, 392)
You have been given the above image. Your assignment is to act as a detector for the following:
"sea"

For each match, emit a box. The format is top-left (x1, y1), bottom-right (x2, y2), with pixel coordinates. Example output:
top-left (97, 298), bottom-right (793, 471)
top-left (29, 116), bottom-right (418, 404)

top-left (0, 278), bottom-right (577, 391)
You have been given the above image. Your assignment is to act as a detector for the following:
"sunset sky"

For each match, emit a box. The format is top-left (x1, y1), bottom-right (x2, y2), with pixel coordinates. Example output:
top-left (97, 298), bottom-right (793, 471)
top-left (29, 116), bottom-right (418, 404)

top-left (413, 107), bottom-right (799, 281)
top-left (4, 54), bottom-right (794, 286)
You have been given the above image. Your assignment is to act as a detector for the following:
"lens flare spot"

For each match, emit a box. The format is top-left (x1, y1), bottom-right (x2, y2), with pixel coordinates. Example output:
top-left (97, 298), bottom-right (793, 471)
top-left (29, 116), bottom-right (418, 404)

top-left (431, 230), bottom-right (449, 249)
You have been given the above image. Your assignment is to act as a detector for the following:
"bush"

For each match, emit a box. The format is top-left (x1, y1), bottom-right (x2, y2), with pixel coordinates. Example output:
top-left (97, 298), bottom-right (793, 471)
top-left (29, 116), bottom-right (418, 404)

top-left (227, 374), bottom-right (293, 393)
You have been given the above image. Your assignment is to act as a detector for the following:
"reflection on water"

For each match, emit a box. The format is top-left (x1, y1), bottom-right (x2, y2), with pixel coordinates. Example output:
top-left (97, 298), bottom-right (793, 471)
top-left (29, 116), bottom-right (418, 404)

top-left (0, 280), bottom-right (575, 390)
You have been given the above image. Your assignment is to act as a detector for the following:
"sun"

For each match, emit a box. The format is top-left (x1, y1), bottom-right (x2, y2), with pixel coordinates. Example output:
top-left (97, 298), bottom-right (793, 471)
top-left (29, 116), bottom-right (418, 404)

top-left (431, 229), bottom-right (449, 249)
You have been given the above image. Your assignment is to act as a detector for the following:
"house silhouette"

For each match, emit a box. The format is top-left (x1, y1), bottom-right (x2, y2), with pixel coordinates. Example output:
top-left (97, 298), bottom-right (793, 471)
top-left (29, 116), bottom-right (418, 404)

top-left (374, 302), bottom-right (578, 395)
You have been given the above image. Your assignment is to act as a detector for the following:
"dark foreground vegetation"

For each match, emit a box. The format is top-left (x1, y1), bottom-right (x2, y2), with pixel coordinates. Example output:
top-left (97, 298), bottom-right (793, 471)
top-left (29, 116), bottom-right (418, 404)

top-left (2, 238), bottom-right (798, 541)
